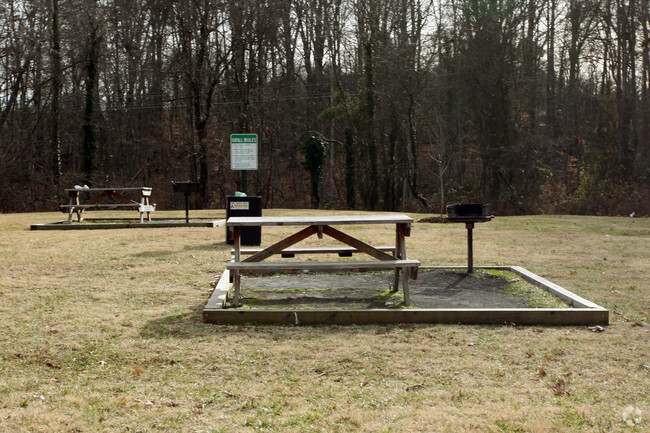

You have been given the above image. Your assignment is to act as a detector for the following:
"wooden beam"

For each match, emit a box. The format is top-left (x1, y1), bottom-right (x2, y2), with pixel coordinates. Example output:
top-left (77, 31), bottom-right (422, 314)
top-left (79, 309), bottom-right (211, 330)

top-left (203, 308), bottom-right (609, 326)
top-left (243, 225), bottom-right (319, 263)
top-left (321, 225), bottom-right (395, 261)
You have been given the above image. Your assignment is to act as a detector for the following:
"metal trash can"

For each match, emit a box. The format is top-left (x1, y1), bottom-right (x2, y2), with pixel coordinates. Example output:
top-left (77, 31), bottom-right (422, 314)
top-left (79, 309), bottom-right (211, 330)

top-left (226, 196), bottom-right (262, 245)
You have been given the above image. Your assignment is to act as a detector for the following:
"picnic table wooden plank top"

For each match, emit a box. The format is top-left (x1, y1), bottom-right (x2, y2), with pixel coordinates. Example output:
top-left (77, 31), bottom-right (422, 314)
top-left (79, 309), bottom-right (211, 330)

top-left (226, 214), bottom-right (413, 226)
top-left (60, 203), bottom-right (140, 208)
top-left (65, 187), bottom-right (152, 192)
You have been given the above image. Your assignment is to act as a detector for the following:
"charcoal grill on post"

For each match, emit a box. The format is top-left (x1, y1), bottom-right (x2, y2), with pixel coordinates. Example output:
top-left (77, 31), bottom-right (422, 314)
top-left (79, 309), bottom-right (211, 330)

top-left (445, 204), bottom-right (493, 273)
top-left (172, 181), bottom-right (201, 223)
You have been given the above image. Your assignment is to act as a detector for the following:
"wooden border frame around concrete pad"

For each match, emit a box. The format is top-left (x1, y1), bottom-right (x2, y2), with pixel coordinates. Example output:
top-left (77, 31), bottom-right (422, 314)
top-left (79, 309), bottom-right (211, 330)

top-left (202, 266), bottom-right (609, 326)
top-left (30, 218), bottom-right (225, 230)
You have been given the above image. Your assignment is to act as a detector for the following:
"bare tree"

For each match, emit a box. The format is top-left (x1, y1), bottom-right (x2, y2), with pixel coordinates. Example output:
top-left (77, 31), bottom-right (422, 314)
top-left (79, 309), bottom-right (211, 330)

top-left (171, 0), bottom-right (230, 201)
top-left (48, 0), bottom-right (63, 195)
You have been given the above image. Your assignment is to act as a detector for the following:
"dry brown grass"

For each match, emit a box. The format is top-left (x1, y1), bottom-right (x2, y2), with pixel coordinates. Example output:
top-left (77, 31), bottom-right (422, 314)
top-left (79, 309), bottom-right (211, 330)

top-left (0, 210), bottom-right (648, 432)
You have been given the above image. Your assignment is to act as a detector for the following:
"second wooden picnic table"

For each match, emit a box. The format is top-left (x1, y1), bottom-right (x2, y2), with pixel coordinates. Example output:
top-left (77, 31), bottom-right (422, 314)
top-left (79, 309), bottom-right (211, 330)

top-left (61, 187), bottom-right (155, 223)
top-left (226, 214), bottom-right (420, 307)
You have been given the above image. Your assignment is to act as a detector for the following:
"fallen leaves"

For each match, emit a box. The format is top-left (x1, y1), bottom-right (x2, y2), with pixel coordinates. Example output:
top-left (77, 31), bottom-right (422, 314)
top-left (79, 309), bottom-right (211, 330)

top-left (588, 325), bottom-right (605, 332)
top-left (132, 367), bottom-right (144, 376)
top-left (405, 383), bottom-right (425, 391)
top-left (534, 369), bottom-right (575, 396)
top-left (551, 378), bottom-right (571, 396)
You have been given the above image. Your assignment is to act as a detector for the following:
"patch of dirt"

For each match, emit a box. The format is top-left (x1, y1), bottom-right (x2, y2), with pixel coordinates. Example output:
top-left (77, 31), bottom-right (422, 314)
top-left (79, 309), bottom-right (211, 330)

top-left (239, 269), bottom-right (551, 309)
top-left (418, 216), bottom-right (446, 223)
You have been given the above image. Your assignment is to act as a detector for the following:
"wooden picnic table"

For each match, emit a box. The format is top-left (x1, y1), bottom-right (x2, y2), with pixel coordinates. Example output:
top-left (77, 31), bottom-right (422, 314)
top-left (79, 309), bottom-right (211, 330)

top-left (226, 214), bottom-right (420, 307)
top-left (61, 187), bottom-right (155, 223)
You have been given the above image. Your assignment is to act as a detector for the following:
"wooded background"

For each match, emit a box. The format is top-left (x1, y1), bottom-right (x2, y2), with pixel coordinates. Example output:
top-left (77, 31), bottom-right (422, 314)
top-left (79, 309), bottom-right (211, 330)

top-left (1, 0), bottom-right (648, 215)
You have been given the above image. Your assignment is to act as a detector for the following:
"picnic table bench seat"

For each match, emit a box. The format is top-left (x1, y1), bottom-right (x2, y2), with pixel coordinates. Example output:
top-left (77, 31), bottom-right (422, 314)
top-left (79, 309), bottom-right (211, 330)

top-left (226, 259), bottom-right (420, 277)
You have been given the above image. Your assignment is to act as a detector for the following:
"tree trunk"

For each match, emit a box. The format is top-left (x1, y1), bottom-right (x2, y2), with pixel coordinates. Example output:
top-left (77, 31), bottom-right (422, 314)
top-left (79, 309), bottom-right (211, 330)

top-left (344, 128), bottom-right (356, 209)
top-left (546, 0), bottom-right (557, 137)
top-left (82, 24), bottom-right (101, 186)
top-left (50, 0), bottom-right (62, 195)
top-left (364, 41), bottom-right (378, 209)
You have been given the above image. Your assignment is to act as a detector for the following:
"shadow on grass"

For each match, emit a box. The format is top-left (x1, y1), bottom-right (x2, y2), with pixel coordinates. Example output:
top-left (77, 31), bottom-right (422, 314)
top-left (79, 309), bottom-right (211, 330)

top-left (139, 301), bottom-right (417, 340)
top-left (131, 250), bottom-right (181, 259)
top-left (140, 303), bottom-right (216, 339)
top-left (131, 242), bottom-right (229, 259)
top-left (183, 241), bottom-right (230, 251)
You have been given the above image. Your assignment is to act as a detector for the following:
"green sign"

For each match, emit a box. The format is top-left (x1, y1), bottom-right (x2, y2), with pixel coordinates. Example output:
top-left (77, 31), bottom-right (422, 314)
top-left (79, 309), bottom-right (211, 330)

top-left (230, 134), bottom-right (258, 170)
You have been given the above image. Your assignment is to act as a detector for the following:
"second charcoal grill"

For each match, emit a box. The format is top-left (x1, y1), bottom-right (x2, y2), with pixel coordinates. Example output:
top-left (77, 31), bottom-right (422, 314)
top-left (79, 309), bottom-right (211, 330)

top-left (172, 181), bottom-right (201, 223)
top-left (445, 204), bottom-right (493, 273)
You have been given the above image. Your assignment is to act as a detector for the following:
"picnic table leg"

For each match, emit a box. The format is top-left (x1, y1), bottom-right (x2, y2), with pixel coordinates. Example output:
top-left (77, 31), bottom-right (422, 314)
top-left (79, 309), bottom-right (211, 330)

top-left (392, 269), bottom-right (400, 293)
top-left (232, 226), bottom-right (242, 307)
top-left (67, 191), bottom-right (80, 222)
top-left (145, 195), bottom-right (151, 221)
top-left (393, 223), bottom-right (408, 295)
top-left (139, 194), bottom-right (145, 223)
top-left (232, 271), bottom-right (241, 307)
top-left (402, 269), bottom-right (410, 306)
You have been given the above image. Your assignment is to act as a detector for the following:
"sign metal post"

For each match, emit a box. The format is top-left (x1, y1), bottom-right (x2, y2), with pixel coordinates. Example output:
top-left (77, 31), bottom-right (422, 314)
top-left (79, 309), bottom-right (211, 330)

top-left (230, 133), bottom-right (258, 194)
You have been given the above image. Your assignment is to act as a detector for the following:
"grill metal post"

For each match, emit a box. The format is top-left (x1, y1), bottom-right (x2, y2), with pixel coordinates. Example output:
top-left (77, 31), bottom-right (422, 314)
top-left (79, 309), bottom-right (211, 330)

top-left (466, 222), bottom-right (474, 273)
top-left (184, 192), bottom-right (190, 223)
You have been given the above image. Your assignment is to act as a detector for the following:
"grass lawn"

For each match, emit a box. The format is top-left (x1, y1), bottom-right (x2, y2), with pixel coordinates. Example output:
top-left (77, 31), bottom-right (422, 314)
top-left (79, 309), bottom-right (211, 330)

top-left (0, 210), bottom-right (648, 432)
